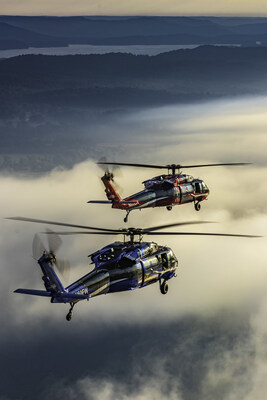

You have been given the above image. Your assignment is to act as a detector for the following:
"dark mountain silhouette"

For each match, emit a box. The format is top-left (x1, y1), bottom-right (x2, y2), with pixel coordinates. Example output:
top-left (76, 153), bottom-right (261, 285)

top-left (1, 46), bottom-right (267, 171)
top-left (1, 16), bottom-right (267, 49)
top-left (1, 46), bottom-right (267, 81)
top-left (0, 16), bottom-right (229, 38)
top-left (230, 22), bottom-right (267, 34)
top-left (0, 21), bottom-right (68, 49)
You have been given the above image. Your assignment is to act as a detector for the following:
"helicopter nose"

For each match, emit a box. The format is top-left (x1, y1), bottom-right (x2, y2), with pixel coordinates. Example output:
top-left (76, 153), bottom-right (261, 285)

top-left (201, 181), bottom-right (209, 195)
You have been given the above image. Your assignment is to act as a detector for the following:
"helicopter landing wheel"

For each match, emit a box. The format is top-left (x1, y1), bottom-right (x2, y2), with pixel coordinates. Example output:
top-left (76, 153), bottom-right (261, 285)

top-left (194, 202), bottom-right (201, 211)
top-left (166, 206), bottom-right (172, 211)
top-left (160, 280), bottom-right (168, 295)
top-left (66, 302), bottom-right (74, 322)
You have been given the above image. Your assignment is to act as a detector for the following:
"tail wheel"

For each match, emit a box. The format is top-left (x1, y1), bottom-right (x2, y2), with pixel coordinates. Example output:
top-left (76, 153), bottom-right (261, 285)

top-left (194, 202), bottom-right (201, 211)
top-left (66, 302), bottom-right (74, 321)
top-left (166, 206), bottom-right (172, 211)
top-left (66, 312), bottom-right (72, 321)
top-left (124, 210), bottom-right (130, 223)
top-left (160, 280), bottom-right (168, 295)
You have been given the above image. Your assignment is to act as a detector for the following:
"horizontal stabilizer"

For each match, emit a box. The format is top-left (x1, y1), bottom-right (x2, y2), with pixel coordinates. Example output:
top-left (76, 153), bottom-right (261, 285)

top-left (14, 288), bottom-right (90, 300)
top-left (87, 200), bottom-right (112, 204)
top-left (14, 288), bottom-right (52, 297)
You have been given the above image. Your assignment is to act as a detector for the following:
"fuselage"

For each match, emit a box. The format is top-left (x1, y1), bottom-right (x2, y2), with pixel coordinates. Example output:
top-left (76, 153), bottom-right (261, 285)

top-left (65, 241), bottom-right (178, 299)
top-left (115, 174), bottom-right (209, 210)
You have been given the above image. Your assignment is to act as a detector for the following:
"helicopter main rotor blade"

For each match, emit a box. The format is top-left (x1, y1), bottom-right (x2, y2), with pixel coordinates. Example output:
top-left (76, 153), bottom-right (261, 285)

top-left (146, 232), bottom-right (260, 238)
top-left (97, 161), bottom-right (252, 170)
top-left (144, 220), bottom-right (214, 233)
top-left (8, 217), bottom-right (260, 239)
top-left (44, 231), bottom-right (122, 235)
top-left (6, 217), bottom-right (121, 233)
top-left (98, 161), bottom-right (167, 169)
top-left (44, 230), bottom-right (261, 238)
top-left (179, 163), bottom-right (252, 169)
top-left (42, 222), bottom-right (216, 236)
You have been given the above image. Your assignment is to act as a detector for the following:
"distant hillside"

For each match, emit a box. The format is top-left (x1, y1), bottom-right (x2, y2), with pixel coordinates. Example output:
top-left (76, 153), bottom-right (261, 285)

top-left (1, 45), bottom-right (267, 121)
top-left (1, 45), bottom-right (267, 171)
top-left (1, 16), bottom-right (267, 49)
top-left (0, 16), bottom-right (230, 38)
top-left (0, 21), bottom-right (67, 49)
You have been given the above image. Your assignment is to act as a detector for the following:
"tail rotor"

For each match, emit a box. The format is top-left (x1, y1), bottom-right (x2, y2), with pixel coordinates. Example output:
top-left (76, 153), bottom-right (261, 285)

top-left (98, 157), bottom-right (123, 193)
top-left (55, 258), bottom-right (70, 283)
top-left (32, 233), bottom-right (46, 261)
top-left (45, 229), bottom-right (70, 282)
top-left (46, 228), bottom-right (62, 255)
top-left (32, 229), bottom-right (70, 282)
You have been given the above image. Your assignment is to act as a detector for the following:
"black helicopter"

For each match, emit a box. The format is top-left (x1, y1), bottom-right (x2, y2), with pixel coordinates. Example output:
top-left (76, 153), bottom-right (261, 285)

top-left (89, 161), bottom-right (250, 222)
top-left (7, 216), bottom-right (258, 321)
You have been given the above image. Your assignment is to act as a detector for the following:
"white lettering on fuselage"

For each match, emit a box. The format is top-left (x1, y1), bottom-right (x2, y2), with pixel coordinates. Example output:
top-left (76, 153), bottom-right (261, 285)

top-left (76, 288), bottom-right (89, 295)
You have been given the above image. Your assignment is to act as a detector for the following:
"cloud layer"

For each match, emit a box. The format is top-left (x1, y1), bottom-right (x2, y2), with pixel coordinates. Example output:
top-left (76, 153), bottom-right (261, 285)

top-left (1, 96), bottom-right (267, 400)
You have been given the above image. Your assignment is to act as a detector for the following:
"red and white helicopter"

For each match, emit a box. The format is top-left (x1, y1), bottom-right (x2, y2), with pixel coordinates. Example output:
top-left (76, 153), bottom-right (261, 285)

top-left (88, 161), bottom-right (250, 222)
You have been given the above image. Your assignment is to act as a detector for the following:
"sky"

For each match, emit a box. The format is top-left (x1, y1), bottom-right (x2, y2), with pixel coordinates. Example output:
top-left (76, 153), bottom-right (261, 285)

top-left (1, 0), bottom-right (267, 16)
top-left (1, 96), bottom-right (267, 399)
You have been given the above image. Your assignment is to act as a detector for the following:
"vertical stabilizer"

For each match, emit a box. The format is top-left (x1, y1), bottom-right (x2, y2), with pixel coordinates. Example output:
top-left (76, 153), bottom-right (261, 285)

top-left (101, 172), bottom-right (122, 203)
top-left (38, 253), bottom-right (65, 294)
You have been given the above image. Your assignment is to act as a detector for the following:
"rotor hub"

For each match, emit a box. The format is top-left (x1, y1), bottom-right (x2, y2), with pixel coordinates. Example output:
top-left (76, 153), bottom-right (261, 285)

top-left (167, 164), bottom-right (181, 175)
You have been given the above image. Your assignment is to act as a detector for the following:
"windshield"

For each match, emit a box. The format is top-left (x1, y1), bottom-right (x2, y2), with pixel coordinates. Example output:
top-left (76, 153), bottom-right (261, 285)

top-left (202, 181), bottom-right (208, 190)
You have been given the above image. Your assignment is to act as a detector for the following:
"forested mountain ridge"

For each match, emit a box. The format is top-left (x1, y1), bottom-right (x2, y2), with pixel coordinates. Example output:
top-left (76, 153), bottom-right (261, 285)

top-left (1, 45), bottom-right (267, 171)
top-left (1, 46), bottom-right (267, 104)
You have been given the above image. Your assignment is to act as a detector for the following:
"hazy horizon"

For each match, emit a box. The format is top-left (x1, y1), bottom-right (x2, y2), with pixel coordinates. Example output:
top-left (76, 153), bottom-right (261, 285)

top-left (1, 13), bottom-right (267, 17)
top-left (2, 0), bottom-right (267, 17)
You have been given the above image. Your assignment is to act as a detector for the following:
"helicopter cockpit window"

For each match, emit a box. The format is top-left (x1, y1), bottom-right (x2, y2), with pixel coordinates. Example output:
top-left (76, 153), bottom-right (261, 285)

top-left (162, 181), bottom-right (174, 190)
top-left (119, 257), bottom-right (135, 268)
top-left (201, 182), bottom-right (208, 191)
top-left (195, 182), bottom-right (201, 193)
top-left (187, 175), bottom-right (194, 182)
top-left (161, 253), bottom-right (168, 269)
top-left (170, 257), bottom-right (177, 267)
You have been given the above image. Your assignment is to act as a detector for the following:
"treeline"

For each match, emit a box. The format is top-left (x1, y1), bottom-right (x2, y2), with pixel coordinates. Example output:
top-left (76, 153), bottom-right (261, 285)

top-left (1, 46), bottom-right (267, 115)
